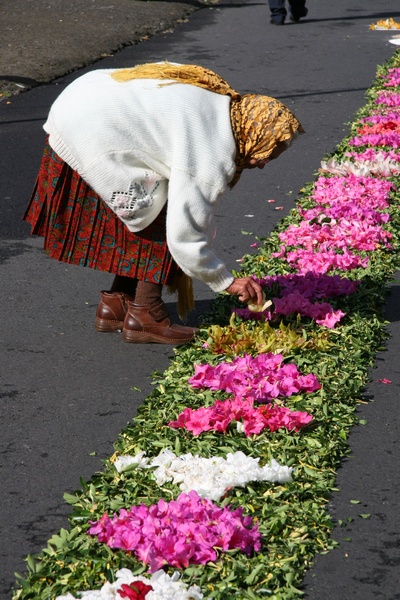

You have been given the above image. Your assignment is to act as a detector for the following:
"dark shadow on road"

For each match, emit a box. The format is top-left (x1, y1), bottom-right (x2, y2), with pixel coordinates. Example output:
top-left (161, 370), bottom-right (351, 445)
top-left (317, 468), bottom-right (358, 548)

top-left (0, 75), bottom-right (40, 87)
top-left (164, 298), bottom-right (215, 328)
top-left (383, 283), bottom-right (400, 322)
top-left (0, 241), bottom-right (40, 264)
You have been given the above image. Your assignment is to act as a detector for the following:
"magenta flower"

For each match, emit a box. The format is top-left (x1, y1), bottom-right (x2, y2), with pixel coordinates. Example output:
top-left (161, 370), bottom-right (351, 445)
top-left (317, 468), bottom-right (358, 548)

top-left (277, 212), bottom-right (392, 254)
top-left (383, 67), bottom-right (400, 87)
top-left (271, 291), bottom-right (345, 328)
top-left (88, 491), bottom-right (261, 571)
top-left (257, 272), bottom-right (359, 299)
top-left (312, 174), bottom-right (393, 208)
top-left (349, 132), bottom-right (400, 148)
top-left (188, 354), bottom-right (320, 403)
top-left (276, 248), bottom-right (369, 274)
top-left (269, 172), bottom-right (395, 274)
top-left (169, 397), bottom-right (313, 437)
top-left (375, 91), bottom-right (400, 107)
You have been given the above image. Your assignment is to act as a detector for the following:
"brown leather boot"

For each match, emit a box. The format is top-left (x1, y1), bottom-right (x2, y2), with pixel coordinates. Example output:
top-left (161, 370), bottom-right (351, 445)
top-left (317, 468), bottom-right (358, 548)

top-left (95, 291), bottom-right (134, 332)
top-left (122, 300), bottom-right (199, 345)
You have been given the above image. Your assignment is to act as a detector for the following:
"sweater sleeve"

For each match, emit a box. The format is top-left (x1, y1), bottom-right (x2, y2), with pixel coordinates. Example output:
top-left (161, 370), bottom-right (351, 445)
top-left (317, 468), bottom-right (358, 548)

top-left (166, 169), bottom-right (235, 293)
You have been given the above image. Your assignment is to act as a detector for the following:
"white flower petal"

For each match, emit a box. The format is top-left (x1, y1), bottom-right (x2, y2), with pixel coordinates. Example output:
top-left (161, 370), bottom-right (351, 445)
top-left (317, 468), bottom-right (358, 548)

top-left (114, 452), bottom-right (149, 473)
top-left (133, 450), bottom-right (293, 501)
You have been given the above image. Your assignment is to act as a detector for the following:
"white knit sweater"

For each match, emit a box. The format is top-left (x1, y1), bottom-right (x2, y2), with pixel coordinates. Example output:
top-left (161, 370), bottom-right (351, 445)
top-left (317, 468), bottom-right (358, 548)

top-left (43, 69), bottom-right (238, 292)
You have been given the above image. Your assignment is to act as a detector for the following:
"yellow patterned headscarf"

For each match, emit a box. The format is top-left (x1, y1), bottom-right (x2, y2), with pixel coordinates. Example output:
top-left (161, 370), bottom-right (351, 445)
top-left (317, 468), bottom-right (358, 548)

top-left (229, 94), bottom-right (304, 187)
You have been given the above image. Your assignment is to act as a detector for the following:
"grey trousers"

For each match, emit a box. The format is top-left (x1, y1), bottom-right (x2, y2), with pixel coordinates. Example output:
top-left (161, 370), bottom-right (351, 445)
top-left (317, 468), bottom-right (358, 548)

top-left (268, 0), bottom-right (307, 23)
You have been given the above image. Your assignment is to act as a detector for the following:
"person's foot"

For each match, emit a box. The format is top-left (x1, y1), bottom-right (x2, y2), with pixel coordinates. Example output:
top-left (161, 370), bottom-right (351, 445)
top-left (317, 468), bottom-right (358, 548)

top-left (270, 17), bottom-right (285, 25)
top-left (122, 300), bottom-right (198, 345)
top-left (290, 7), bottom-right (308, 22)
top-left (95, 291), bottom-right (134, 332)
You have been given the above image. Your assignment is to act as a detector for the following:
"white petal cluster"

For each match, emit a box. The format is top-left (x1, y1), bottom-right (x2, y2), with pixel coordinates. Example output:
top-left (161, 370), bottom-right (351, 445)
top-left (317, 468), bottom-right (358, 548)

top-left (320, 155), bottom-right (400, 177)
top-left (114, 451), bottom-right (150, 472)
top-left (56, 568), bottom-right (203, 600)
top-left (117, 449), bottom-right (293, 502)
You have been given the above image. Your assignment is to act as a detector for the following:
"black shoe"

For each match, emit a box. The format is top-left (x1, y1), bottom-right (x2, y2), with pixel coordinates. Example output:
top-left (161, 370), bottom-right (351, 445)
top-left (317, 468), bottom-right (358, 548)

top-left (290, 7), bottom-right (308, 22)
top-left (270, 18), bottom-right (285, 25)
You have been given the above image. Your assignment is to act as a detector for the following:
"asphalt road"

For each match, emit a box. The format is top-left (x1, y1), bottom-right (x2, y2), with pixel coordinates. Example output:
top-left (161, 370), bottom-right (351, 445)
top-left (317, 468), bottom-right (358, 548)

top-left (1, 1), bottom-right (400, 598)
top-left (0, 0), bottom-right (199, 93)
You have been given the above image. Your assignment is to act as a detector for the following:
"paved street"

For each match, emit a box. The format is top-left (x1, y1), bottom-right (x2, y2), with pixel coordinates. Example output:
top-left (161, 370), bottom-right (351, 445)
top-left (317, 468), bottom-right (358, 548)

top-left (1, 1), bottom-right (399, 598)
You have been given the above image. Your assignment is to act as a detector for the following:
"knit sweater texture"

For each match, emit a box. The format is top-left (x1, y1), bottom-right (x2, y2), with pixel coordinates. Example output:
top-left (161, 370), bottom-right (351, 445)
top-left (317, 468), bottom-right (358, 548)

top-left (43, 69), bottom-right (238, 292)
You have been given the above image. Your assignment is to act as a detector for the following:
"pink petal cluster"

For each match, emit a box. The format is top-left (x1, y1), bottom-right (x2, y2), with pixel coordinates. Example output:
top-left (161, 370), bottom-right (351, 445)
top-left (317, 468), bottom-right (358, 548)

top-left (188, 353), bottom-right (320, 403)
top-left (359, 113), bottom-right (400, 127)
top-left (88, 491), bottom-right (261, 572)
top-left (249, 273), bottom-right (357, 326)
top-left (272, 291), bottom-right (344, 327)
top-left (308, 174), bottom-right (393, 212)
top-left (349, 114), bottom-right (400, 147)
top-left (272, 246), bottom-right (369, 274)
top-left (305, 179), bottom-right (389, 215)
top-left (235, 273), bottom-right (355, 327)
top-left (277, 219), bottom-right (391, 252)
top-left (375, 91), bottom-right (400, 107)
top-left (302, 203), bottom-right (389, 225)
top-left (271, 174), bottom-right (394, 273)
top-left (383, 67), bottom-right (400, 87)
top-left (349, 132), bottom-right (400, 148)
top-left (258, 272), bottom-right (358, 298)
top-left (169, 397), bottom-right (313, 437)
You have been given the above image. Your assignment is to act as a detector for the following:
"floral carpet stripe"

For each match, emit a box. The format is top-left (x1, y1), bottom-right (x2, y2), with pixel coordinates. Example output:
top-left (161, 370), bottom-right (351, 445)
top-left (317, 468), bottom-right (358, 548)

top-left (13, 50), bottom-right (400, 600)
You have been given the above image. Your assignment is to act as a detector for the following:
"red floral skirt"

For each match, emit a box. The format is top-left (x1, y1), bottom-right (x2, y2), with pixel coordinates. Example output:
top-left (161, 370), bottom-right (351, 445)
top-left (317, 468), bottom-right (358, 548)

top-left (24, 140), bottom-right (179, 285)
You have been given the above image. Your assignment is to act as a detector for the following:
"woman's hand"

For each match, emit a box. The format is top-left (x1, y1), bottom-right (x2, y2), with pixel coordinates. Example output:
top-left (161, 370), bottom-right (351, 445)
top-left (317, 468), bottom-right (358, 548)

top-left (225, 277), bottom-right (264, 305)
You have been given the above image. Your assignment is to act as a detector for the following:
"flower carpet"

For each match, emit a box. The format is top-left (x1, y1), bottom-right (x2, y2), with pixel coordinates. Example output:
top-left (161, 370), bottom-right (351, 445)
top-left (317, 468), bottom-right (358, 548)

top-left (13, 50), bottom-right (400, 600)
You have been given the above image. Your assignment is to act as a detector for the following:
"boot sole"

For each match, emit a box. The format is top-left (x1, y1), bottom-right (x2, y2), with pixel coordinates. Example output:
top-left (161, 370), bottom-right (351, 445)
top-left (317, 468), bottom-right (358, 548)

top-left (95, 317), bottom-right (124, 332)
top-left (122, 330), bottom-right (194, 345)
